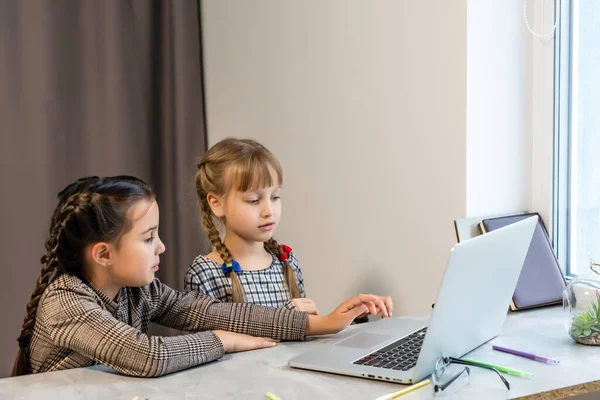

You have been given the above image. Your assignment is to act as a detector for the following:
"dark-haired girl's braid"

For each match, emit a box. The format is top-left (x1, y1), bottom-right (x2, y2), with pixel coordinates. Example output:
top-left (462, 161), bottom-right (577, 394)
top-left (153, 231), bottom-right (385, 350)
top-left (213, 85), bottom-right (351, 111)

top-left (12, 193), bottom-right (93, 376)
top-left (264, 238), bottom-right (300, 298)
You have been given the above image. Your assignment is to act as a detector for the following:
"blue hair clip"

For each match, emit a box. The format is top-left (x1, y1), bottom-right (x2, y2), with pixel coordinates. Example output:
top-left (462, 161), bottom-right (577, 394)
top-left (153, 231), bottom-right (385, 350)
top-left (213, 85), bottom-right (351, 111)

top-left (221, 259), bottom-right (242, 276)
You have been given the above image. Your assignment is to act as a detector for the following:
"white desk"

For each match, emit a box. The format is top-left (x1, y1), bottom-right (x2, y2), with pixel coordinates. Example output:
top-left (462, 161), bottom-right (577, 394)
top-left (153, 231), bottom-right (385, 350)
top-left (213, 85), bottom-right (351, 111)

top-left (1, 306), bottom-right (599, 399)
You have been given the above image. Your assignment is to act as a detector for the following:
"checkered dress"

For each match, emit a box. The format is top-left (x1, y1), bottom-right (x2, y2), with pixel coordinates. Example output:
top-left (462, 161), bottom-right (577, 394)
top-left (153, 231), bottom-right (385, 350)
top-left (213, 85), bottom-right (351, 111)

top-left (185, 251), bottom-right (306, 309)
top-left (28, 273), bottom-right (307, 377)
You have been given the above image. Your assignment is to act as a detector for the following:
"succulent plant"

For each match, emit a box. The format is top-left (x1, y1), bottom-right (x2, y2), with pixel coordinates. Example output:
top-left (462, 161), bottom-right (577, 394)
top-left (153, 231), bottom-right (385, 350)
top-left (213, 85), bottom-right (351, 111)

top-left (571, 290), bottom-right (600, 338)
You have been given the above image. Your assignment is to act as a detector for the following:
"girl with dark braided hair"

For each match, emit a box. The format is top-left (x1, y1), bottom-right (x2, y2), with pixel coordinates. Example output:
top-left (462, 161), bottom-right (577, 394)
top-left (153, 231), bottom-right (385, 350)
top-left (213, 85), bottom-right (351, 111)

top-left (185, 138), bottom-right (393, 322)
top-left (14, 175), bottom-right (391, 377)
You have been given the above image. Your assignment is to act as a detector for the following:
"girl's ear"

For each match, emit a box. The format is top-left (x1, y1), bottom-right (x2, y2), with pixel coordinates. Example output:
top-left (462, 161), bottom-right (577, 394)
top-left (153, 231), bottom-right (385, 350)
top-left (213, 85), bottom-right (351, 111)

top-left (89, 242), bottom-right (114, 268)
top-left (207, 193), bottom-right (226, 218)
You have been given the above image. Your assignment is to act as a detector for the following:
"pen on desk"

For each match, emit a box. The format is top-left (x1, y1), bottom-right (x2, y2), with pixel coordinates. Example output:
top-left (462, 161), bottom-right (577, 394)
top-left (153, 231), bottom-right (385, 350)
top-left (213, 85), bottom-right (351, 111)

top-left (265, 392), bottom-right (282, 400)
top-left (462, 357), bottom-right (534, 378)
top-left (373, 379), bottom-right (431, 400)
top-left (492, 345), bottom-right (560, 364)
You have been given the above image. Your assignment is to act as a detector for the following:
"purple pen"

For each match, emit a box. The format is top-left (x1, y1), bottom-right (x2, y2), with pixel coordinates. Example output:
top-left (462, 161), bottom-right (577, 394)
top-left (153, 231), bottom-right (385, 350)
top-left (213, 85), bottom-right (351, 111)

top-left (492, 345), bottom-right (560, 364)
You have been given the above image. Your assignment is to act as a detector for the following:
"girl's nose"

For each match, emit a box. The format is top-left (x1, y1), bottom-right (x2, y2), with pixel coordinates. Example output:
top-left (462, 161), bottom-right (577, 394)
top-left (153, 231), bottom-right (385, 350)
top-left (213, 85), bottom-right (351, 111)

top-left (262, 202), bottom-right (273, 217)
top-left (157, 237), bottom-right (166, 254)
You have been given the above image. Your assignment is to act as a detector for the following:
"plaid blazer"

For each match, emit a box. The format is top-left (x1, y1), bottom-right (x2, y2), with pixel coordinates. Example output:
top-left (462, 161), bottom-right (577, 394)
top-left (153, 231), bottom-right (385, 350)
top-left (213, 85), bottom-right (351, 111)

top-left (28, 274), bottom-right (307, 377)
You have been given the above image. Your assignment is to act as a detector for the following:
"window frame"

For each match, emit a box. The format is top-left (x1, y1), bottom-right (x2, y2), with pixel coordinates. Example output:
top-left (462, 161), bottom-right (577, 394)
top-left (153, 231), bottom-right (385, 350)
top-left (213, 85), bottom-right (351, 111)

top-left (553, 0), bottom-right (575, 276)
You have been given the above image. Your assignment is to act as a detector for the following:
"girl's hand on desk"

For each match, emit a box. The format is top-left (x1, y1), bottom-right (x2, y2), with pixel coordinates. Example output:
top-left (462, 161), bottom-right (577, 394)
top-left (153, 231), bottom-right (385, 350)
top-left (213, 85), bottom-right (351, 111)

top-left (305, 294), bottom-right (393, 336)
top-left (213, 330), bottom-right (279, 353)
top-left (292, 298), bottom-right (319, 315)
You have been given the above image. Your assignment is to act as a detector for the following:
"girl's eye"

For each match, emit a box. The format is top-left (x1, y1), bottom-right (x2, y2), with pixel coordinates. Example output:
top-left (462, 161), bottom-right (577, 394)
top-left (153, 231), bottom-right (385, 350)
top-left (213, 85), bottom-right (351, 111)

top-left (272, 196), bottom-right (281, 201)
top-left (247, 199), bottom-right (259, 204)
top-left (145, 237), bottom-right (154, 244)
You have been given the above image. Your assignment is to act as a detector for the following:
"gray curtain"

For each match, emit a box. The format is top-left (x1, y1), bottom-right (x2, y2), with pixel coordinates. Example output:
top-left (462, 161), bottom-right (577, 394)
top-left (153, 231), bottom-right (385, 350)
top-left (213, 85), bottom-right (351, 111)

top-left (0, 0), bottom-right (209, 377)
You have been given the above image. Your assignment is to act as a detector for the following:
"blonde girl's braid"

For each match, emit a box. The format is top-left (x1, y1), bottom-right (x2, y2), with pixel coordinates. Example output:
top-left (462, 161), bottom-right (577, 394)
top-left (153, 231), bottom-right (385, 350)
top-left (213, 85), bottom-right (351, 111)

top-left (199, 198), bottom-right (246, 303)
top-left (264, 238), bottom-right (300, 299)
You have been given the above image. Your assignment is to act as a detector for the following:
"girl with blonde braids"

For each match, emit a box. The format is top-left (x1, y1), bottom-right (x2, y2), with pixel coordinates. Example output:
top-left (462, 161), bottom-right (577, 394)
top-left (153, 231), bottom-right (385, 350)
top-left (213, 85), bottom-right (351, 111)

top-left (185, 138), bottom-right (392, 321)
top-left (14, 175), bottom-right (392, 377)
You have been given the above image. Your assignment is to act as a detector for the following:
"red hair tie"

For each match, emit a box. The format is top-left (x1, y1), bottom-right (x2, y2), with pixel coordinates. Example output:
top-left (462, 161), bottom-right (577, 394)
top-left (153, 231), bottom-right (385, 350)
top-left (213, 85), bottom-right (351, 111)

top-left (278, 244), bottom-right (292, 262)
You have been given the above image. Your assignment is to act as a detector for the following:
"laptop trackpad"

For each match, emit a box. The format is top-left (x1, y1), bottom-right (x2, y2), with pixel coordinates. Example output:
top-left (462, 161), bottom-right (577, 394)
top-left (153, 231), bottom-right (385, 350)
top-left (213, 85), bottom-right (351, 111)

top-left (334, 333), bottom-right (393, 349)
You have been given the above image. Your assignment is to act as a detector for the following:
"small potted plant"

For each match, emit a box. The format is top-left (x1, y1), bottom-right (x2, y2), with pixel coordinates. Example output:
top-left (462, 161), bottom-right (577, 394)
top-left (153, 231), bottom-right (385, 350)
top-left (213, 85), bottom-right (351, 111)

top-left (564, 260), bottom-right (600, 345)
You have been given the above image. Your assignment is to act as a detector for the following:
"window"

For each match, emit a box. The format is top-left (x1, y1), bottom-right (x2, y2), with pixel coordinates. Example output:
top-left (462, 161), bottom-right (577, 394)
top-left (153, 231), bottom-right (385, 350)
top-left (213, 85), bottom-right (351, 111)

top-left (554, 0), bottom-right (600, 275)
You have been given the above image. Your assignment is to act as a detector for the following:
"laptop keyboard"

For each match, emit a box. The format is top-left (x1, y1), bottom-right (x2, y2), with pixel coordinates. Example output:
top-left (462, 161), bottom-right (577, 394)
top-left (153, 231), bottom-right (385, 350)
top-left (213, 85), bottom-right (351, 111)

top-left (353, 327), bottom-right (427, 371)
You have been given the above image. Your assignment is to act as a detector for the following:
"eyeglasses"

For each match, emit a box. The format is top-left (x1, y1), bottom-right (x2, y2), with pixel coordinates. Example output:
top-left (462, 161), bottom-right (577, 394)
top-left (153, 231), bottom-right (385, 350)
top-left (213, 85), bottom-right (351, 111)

top-left (432, 356), bottom-right (510, 396)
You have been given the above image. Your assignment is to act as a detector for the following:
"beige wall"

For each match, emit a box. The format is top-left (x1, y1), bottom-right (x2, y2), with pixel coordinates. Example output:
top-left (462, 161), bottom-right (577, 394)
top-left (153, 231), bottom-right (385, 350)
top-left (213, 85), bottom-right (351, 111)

top-left (202, 1), bottom-right (467, 315)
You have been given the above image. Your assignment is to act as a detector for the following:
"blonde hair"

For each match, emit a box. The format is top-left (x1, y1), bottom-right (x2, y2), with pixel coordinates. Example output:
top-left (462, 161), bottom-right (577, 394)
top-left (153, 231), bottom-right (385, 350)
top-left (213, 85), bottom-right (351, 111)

top-left (195, 138), bottom-right (300, 303)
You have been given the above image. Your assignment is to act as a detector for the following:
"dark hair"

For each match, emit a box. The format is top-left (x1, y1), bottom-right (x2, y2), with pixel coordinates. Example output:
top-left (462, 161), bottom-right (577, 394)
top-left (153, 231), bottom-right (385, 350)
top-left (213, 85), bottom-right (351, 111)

top-left (12, 175), bottom-right (154, 376)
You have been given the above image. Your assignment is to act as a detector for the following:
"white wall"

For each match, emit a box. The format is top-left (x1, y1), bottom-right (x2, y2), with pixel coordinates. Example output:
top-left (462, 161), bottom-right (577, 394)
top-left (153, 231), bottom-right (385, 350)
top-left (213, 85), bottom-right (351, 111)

top-left (202, 1), bottom-right (467, 315)
top-left (465, 0), bottom-right (555, 235)
top-left (466, 0), bottom-right (533, 217)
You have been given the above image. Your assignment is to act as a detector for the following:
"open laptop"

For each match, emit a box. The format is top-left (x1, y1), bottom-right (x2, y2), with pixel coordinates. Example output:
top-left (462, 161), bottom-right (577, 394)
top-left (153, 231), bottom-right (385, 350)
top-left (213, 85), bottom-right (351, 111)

top-left (289, 216), bottom-right (537, 384)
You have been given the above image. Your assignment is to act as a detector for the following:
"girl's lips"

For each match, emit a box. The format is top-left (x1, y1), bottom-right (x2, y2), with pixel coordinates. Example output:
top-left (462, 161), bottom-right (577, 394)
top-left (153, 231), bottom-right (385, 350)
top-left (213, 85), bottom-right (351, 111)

top-left (259, 223), bottom-right (275, 231)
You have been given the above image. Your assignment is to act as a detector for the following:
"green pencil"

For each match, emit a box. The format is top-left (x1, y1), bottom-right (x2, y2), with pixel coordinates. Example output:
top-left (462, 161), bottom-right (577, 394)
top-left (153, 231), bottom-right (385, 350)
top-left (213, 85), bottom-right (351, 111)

top-left (462, 357), bottom-right (534, 378)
